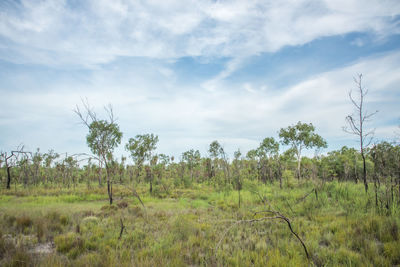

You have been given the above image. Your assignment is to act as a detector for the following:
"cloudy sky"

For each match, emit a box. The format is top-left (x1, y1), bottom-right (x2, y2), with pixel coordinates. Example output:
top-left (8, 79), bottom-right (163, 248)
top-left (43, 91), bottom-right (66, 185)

top-left (1, 0), bottom-right (400, 160)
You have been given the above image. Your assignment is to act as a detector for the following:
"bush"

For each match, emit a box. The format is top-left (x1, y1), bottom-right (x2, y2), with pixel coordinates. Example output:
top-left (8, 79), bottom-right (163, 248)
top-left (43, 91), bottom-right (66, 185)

top-left (384, 241), bottom-right (400, 264)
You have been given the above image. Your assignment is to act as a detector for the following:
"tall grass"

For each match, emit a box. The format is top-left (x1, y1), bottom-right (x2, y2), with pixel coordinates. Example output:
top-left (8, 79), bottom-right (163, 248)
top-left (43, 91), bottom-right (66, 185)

top-left (0, 180), bottom-right (399, 266)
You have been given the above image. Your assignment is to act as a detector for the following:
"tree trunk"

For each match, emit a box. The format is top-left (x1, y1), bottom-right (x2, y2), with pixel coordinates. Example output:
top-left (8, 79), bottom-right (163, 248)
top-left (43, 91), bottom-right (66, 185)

top-left (361, 152), bottom-right (368, 192)
top-left (6, 166), bottom-right (11, 189)
top-left (278, 161), bottom-right (282, 189)
top-left (149, 180), bottom-right (153, 193)
top-left (238, 187), bottom-right (241, 208)
top-left (107, 180), bottom-right (113, 205)
top-left (98, 162), bottom-right (102, 186)
top-left (374, 173), bottom-right (378, 208)
top-left (297, 155), bottom-right (301, 180)
top-left (105, 162), bottom-right (112, 205)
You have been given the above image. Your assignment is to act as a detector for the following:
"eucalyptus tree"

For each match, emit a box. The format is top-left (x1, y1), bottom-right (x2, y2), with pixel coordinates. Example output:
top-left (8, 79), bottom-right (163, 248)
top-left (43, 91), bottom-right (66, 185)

top-left (31, 148), bottom-right (43, 186)
top-left (257, 137), bottom-right (280, 184)
top-left (64, 155), bottom-right (79, 188)
top-left (43, 150), bottom-right (59, 184)
top-left (75, 101), bottom-right (122, 204)
top-left (182, 149), bottom-right (201, 181)
top-left (343, 74), bottom-right (378, 193)
top-left (246, 149), bottom-right (259, 181)
top-left (154, 153), bottom-right (171, 193)
top-left (125, 133), bottom-right (158, 192)
top-left (209, 140), bottom-right (230, 184)
top-left (157, 153), bottom-right (170, 179)
top-left (279, 122), bottom-right (327, 179)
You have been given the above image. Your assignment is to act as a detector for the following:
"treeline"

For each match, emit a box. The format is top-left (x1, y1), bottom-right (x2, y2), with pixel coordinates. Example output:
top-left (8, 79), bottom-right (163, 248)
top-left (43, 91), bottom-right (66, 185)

top-left (1, 126), bottom-right (399, 213)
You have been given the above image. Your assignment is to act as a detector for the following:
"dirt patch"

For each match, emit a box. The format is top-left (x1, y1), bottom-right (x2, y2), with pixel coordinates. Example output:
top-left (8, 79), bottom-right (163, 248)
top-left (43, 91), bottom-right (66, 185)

top-left (28, 242), bottom-right (55, 254)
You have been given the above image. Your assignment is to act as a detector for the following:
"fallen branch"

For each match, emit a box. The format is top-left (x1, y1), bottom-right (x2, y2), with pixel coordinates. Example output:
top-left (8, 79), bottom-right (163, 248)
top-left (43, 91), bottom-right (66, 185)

top-left (254, 210), bottom-right (309, 260)
top-left (215, 210), bottom-right (309, 261)
top-left (122, 184), bottom-right (145, 208)
top-left (295, 188), bottom-right (317, 205)
top-left (118, 218), bottom-right (125, 240)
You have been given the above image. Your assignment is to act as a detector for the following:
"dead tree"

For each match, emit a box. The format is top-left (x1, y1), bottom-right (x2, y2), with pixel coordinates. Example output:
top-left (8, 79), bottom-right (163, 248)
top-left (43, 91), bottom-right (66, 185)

top-left (1, 146), bottom-right (31, 189)
top-left (343, 74), bottom-right (378, 193)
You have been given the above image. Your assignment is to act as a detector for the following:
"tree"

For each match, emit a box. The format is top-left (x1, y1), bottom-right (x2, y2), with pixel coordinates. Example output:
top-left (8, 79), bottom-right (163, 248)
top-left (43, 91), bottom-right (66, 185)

top-left (279, 122), bottom-right (327, 179)
top-left (43, 150), bottom-right (59, 184)
top-left (257, 137), bottom-right (280, 184)
top-left (208, 140), bottom-right (230, 185)
top-left (125, 133), bottom-right (158, 193)
top-left (370, 142), bottom-right (400, 210)
top-left (343, 74), bottom-right (378, 193)
top-left (75, 101), bottom-right (122, 204)
top-left (182, 149), bottom-right (201, 181)
top-left (1, 145), bottom-right (31, 189)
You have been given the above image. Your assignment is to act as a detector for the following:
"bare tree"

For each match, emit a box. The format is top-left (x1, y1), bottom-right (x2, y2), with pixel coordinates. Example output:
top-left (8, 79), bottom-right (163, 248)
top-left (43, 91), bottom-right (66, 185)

top-left (1, 145), bottom-right (31, 189)
top-left (343, 74), bottom-right (378, 193)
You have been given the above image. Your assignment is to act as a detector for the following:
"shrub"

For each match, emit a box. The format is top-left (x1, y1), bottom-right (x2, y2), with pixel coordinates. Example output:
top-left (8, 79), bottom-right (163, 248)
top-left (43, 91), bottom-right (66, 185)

top-left (384, 241), bottom-right (400, 264)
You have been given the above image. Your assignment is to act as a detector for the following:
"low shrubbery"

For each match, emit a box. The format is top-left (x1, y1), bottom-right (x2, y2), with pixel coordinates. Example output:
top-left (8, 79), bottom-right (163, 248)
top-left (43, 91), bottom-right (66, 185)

top-left (0, 180), bottom-right (399, 266)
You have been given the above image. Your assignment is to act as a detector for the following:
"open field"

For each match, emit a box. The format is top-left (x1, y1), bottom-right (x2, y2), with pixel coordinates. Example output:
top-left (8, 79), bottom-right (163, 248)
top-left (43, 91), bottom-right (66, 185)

top-left (1, 180), bottom-right (399, 267)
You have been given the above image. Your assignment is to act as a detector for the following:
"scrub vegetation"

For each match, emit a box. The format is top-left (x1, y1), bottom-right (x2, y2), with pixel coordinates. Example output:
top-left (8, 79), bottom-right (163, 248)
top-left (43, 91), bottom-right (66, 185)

top-left (0, 180), bottom-right (399, 266)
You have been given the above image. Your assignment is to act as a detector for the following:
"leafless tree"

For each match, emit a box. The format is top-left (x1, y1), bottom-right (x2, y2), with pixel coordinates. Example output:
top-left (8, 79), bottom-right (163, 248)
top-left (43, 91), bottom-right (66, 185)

top-left (343, 74), bottom-right (378, 193)
top-left (1, 145), bottom-right (31, 189)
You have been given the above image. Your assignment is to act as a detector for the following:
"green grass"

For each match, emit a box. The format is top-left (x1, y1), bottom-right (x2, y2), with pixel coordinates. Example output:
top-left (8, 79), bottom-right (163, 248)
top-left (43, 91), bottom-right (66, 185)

top-left (0, 180), bottom-right (399, 266)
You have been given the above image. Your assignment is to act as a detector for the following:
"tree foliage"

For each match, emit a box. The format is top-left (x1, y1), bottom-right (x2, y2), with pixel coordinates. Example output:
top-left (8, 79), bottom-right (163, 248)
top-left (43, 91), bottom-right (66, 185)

top-left (279, 121), bottom-right (327, 179)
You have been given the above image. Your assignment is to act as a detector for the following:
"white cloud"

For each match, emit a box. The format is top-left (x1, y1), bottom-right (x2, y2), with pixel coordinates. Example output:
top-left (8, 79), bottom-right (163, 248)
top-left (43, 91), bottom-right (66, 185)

top-left (1, 0), bottom-right (400, 158)
top-left (2, 50), bottom-right (399, 158)
top-left (1, 0), bottom-right (399, 67)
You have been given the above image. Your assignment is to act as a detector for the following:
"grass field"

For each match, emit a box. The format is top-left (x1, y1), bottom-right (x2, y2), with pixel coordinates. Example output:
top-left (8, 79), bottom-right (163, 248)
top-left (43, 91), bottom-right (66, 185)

top-left (1, 179), bottom-right (399, 266)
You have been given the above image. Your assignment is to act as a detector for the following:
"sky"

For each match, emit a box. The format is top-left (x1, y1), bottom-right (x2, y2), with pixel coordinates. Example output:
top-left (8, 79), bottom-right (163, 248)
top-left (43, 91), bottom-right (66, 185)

top-left (0, 0), bottom-right (400, 162)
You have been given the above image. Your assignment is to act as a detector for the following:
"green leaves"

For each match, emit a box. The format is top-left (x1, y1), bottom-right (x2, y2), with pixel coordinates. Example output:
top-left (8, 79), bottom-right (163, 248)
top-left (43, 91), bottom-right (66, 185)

top-left (125, 134), bottom-right (159, 166)
top-left (279, 121), bottom-right (327, 151)
top-left (182, 149), bottom-right (201, 169)
top-left (209, 140), bottom-right (223, 159)
top-left (86, 120), bottom-right (122, 160)
top-left (258, 137), bottom-right (279, 158)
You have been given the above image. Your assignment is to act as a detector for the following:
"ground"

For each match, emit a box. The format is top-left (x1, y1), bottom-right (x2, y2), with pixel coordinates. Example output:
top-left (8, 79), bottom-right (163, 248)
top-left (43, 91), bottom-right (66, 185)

top-left (0, 179), bottom-right (399, 266)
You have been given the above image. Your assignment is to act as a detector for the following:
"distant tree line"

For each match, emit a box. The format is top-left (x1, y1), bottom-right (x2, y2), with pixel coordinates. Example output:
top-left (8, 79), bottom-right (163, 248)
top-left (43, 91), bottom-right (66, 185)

top-left (1, 122), bottom-right (399, 212)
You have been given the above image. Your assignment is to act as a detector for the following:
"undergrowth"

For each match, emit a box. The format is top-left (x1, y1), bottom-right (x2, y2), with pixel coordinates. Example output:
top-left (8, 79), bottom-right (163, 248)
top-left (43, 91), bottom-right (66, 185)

top-left (0, 180), bottom-right (399, 266)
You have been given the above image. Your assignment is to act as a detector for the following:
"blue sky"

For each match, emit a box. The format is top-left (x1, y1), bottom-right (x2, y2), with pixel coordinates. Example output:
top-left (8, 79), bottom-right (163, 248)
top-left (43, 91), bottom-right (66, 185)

top-left (0, 0), bottom-right (400, 161)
